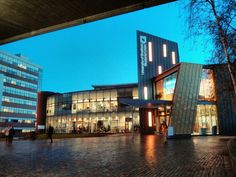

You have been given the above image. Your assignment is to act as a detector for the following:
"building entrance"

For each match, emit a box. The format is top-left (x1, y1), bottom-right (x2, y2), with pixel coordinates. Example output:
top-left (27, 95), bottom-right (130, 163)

top-left (155, 105), bottom-right (172, 134)
top-left (193, 104), bottom-right (218, 135)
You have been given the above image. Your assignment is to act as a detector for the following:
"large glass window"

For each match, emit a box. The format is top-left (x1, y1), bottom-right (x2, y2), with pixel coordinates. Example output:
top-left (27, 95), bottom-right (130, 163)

top-left (0, 64), bottom-right (38, 81)
top-left (2, 96), bottom-right (37, 106)
top-left (1, 106), bottom-right (36, 115)
top-left (110, 101), bottom-right (118, 111)
top-left (193, 104), bottom-right (218, 135)
top-left (89, 102), bottom-right (96, 112)
top-left (4, 86), bottom-right (37, 98)
top-left (132, 88), bottom-right (138, 99)
top-left (4, 76), bottom-right (38, 90)
top-left (111, 90), bottom-right (117, 100)
top-left (199, 69), bottom-right (216, 101)
top-left (155, 72), bottom-right (177, 100)
top-left (0, 53), bottom-right (40, 73)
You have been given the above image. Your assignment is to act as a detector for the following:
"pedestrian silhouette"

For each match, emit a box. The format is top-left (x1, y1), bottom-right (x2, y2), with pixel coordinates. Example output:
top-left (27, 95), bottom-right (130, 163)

top-left (47, 125), bottom-right (54, 143)
top-left (161, 121), bottom-right (168, 144)
top-left (8, 126), bottom-right (15, 144)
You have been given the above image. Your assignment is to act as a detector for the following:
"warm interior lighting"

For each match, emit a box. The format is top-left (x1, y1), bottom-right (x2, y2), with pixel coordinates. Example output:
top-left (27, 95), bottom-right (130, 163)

top-left (144, 86), bottom-right (148, 100)
top-left (158, 65), bottom-right (162, 74)
top-left (148, 42), bottom-right (153, 62)
top-left (148, 111), bottom-right (152, 127)
top-left (172, 51), bottom-right (176, 64)
top-left (163, 44), bottom-right (167, 57)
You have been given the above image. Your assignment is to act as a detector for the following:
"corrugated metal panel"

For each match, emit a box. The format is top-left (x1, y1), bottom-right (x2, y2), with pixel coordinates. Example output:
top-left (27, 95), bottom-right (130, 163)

top-left (171, 63), bottom-right (202, 135)
top-left (214, 64), bottom-right (236, 135)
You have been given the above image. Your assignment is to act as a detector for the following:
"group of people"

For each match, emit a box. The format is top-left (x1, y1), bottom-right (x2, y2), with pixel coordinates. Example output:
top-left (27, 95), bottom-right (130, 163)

top-left (2, 125), bottom-right (54, 143)
top-left (4, 126), bottom-right (15, 143)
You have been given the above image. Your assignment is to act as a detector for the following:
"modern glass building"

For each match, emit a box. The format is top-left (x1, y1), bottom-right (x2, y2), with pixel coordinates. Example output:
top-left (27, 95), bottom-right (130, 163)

top-left (0, 51), bottom-right (42, 133)
top-left (44, 84), bottom-right (139, 133)
top-left (40, 31), bottom-right (235, 136)
top-left (130, 31), bottom-right (236, 136)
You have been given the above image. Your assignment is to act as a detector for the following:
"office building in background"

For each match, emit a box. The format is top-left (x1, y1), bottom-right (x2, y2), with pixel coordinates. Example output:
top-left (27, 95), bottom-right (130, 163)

top-left (0, 51), bottom-right (42, 133)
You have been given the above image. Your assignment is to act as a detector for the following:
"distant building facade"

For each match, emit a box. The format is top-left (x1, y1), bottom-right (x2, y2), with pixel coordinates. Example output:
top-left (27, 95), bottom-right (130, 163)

top-left (40, 31), bottom-right (236, 136)
top-left (0, 51), bottom-right (42, 132)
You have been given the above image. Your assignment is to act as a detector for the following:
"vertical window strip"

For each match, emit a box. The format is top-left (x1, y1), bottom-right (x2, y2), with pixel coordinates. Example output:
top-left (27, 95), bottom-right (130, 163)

top-left (148, 111), bottom-right (152, 127)
top-left (144, 87), bottom-right (148, 100)
top-left (163, 44), bottom-right (167, 57)
top-left (172, 51), bottom-right (176, 64)
top-left (148, 42), bottom-right (153, 62)
top-left (158, 65), bottom-right (162, 74)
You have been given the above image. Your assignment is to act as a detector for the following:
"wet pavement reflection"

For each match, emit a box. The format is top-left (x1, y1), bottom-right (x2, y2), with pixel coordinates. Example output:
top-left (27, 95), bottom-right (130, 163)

top-left (0, 135), bottom-right (234, 177)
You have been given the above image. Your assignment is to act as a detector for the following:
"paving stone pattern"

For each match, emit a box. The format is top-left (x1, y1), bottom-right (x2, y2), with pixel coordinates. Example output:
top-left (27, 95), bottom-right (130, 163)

top-left (0, 135), bottom-right (235, 177)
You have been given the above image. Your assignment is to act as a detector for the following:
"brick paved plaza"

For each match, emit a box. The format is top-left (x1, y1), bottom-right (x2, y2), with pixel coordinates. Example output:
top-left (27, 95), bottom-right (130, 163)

top-left (0, 135), bottom-right (235, 177)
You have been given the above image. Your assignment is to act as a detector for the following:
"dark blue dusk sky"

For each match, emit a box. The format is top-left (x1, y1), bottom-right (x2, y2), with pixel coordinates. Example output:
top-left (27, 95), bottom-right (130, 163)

top-left (0, 1), bottom-right (211, 93)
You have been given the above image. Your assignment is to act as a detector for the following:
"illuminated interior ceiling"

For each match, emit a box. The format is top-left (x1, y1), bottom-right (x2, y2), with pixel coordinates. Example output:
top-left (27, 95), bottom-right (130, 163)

top-left (0, 0), bottom-right (175, 45)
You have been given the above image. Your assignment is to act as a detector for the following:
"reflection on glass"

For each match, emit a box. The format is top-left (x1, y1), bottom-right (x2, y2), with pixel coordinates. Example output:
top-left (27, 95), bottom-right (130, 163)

top-left (199, 69), bottom-right (216, 101)
top-left (193, 104), bottom-right (218, 135)
top-left (155, 72), bottom-right (177, 100)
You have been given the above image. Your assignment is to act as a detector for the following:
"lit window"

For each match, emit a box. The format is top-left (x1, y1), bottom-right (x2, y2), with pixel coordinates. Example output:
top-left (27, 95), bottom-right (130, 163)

top-left (163, 44), bottom-right (167, 57)
top-left (144, 87), bottom-right (148, 100)
top-left (158, 65), bottom-right (162, 74)
top-left (148, 112), bottom-right (152, 127)
top-left (172, 51), bottom-right (176, 64)
top-left (148, 42), bottom-right (153, 62)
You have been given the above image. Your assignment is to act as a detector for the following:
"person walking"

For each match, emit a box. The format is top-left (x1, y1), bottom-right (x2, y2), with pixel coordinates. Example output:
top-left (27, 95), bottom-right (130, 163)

top-left (47, 125), bottom-right (54, 143)
top-left (161, 121), bottom-right (168, 144)
top-left (8, 126), bottom-right (15, 144)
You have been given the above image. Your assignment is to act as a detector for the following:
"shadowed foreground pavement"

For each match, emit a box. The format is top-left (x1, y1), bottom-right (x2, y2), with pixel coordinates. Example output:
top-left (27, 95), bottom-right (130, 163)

top-left (0, 135), bottom-right (235, 177)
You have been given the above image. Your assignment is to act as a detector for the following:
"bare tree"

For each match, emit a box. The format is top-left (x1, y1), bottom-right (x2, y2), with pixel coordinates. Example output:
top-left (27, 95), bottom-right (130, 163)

top-left (186, 0), bottom-right (236, 95)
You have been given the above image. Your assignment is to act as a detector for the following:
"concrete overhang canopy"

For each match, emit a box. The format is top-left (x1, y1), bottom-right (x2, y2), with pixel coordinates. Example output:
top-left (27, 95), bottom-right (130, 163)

top-left (119, 98), bottom-right (172, 108)
top-left (0, 0), bottom-right (175, 45)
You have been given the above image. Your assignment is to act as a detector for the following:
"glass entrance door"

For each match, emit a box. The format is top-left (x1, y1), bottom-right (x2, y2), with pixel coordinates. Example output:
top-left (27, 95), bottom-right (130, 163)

top-left (193, 104), bottom-right (218, 135)
top-left (156, 105), bottom-right (172, 134)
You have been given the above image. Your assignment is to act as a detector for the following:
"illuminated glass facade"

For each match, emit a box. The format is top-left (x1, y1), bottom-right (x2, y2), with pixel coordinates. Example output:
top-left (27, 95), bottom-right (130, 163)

top-left (194, 68), bottom-right (218, 135)
top-left (46, 85), bottom-right (140, 133)
top-left (0, 51), bottom-right (42, 132)
top-left (153, 66), bottom-right (220, 136)
top-left (155, 72), bottom-right (177, 101)
top-left (198, 69), bottom-right (216, 101)
top-left (193, 104), bottom-right (218, 135)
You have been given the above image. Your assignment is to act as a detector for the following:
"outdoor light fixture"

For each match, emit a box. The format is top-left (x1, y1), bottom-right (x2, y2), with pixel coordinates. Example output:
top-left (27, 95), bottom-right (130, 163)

top-left (148, 111), bottom-right (152, 127)
top-left (163, 44), bottom-right (167, 57)
top-left (148, 42), bottom-right (153, 62)
top-left (144, 86), bottom-right (148, 100)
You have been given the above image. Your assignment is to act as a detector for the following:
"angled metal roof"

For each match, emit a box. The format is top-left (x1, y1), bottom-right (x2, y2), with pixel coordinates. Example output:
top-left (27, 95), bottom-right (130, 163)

top-left (92, 83), bottom-right (138, 90)
top-left (0, 0), bottom-right (175, 45)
